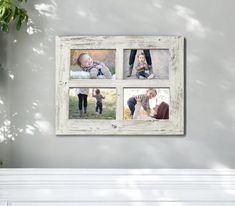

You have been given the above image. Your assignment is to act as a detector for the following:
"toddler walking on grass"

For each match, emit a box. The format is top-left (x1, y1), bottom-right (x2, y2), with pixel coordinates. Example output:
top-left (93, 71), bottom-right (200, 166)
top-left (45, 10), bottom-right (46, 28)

top-left (92, 88), bottom-right (105, 115)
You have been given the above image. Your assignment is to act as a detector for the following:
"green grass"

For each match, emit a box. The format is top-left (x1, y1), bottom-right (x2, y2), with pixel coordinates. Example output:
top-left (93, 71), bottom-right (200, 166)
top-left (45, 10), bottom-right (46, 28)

top-left (69, 90), bottom-right (116, 120)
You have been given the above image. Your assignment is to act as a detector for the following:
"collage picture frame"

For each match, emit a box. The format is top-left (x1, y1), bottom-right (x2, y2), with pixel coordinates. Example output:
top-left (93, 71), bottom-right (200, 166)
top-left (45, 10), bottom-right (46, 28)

top-left (56, 36), bottom-right (185, 135)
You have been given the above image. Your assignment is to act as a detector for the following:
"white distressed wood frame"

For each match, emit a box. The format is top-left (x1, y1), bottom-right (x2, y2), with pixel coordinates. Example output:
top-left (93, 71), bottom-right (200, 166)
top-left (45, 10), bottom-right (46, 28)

top-left (56, 36), bottom-right (185, 135)
top-left (1, 169), bottom-right (235, 205)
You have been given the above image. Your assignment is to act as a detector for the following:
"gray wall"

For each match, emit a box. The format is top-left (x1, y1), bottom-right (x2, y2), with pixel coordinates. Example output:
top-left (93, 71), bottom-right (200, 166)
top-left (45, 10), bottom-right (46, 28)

top-left (1, 0), bottom-right (235, 168)
top-left (0, 34), bottom-right (12, 167)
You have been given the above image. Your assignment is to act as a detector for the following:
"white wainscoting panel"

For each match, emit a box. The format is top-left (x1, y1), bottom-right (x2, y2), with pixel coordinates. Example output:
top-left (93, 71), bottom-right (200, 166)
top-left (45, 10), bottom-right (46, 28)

top-left (1, 169), bottom-right (235, 206)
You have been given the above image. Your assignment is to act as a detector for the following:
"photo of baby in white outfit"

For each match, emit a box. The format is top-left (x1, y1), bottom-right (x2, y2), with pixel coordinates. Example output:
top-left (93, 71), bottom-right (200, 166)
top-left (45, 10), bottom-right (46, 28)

top-left (70, 50), bottom-right (116, 80)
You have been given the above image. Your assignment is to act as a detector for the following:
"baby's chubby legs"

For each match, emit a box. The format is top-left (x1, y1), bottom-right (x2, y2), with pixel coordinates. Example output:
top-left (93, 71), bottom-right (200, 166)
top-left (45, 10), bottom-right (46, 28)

top-left (133, 102), bottom-right (142, 119)
top-left (101, 67), bottom-right (112, 79)
top-left (90, 68), bottom-right (99, 79)
top-left (89, 67), bottom-right (112, 79)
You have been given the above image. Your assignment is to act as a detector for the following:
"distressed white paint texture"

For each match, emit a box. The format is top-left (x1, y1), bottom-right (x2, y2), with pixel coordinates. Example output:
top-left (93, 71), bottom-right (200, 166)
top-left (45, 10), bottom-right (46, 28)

top-left (56, 36), bottom-right (184, 135)
top-left (0, 0), bottom-right (235, 167)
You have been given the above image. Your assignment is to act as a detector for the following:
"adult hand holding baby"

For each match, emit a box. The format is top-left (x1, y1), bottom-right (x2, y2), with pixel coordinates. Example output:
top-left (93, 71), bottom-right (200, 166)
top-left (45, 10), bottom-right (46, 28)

top-left (135, 95), bottom-right (142, 102)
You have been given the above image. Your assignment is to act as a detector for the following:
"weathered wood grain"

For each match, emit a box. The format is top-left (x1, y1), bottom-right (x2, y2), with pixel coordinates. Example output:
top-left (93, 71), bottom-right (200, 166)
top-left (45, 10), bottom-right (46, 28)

top-left (56, 36), bottom-right (185, 135)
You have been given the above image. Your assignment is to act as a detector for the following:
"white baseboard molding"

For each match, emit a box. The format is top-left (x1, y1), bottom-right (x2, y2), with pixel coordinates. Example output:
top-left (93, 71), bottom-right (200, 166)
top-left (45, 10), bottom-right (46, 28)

top-left (1, 169), bottom-right (235, 206)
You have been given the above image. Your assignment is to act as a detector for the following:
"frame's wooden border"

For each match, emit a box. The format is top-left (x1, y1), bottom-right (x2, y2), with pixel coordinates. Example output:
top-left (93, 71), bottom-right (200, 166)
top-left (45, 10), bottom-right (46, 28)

top-left (55, 36), bottom-right (184, 135)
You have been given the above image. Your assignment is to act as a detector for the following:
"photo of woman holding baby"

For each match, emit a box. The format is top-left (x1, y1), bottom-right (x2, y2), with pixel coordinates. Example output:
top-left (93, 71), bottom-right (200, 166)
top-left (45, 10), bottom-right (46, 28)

top-left (127, 88), bottom-right (157, 119)
top-left (124, 88), bottom-right (169, 120)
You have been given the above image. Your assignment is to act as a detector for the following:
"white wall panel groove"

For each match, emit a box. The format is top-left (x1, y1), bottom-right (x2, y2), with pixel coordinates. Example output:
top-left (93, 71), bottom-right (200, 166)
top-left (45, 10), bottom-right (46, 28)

top-left (1, 169), bottom-right (235, 205)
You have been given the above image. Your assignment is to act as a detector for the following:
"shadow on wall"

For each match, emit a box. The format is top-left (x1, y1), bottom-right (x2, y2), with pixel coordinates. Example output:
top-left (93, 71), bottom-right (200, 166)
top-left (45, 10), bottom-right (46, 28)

top-left (0, 1), bottom-right (57, 142)
top-left (1, 0), bottom-right (235, 168)
top-left (0, 35), bottom-right (16, 166)
top-left (0, 35), bottom-right (20, 144)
